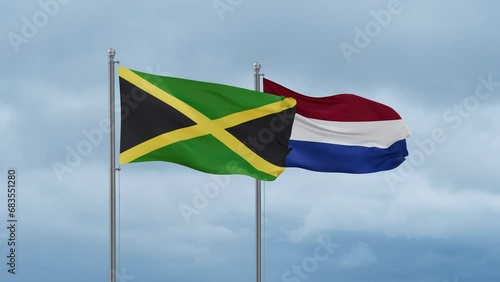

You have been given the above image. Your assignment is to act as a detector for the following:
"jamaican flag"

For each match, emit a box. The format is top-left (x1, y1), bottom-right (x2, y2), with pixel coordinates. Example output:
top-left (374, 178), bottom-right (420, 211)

top-left (118, 67), bottom-right (296, 181)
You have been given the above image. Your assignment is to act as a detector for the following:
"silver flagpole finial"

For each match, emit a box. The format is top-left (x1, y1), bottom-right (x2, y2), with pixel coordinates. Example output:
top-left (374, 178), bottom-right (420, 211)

top-left (253, 62), bottom-right (261, 72)
top-left (108, 48), bottom-right (116, 58)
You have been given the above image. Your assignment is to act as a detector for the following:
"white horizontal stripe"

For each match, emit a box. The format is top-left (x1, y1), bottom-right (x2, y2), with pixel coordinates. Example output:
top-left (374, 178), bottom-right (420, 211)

top-left (291, 114), bottom-right (411, 148)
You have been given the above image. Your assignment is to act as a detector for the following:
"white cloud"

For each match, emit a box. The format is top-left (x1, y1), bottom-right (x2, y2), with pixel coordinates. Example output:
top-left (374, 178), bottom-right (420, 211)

top-left (335, 242), bottom-right (377, 269)
top-left (265, 172), bottom-right (500, 241)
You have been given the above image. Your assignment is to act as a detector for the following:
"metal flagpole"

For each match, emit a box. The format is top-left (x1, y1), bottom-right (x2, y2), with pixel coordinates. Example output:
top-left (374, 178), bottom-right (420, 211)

top-left (254, 62), bottom-right (262, 282)
top-left (108, 48), bottom-right (117, 282)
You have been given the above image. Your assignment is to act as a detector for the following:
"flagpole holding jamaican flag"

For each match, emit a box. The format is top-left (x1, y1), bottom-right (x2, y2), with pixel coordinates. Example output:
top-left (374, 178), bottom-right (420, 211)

top-left (108, 48), bottom-right (118, 282)
top-left (254, 62), bottom-right (262, 282)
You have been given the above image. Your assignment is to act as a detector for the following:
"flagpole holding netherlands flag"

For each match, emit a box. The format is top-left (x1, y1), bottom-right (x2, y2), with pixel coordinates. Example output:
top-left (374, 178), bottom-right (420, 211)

top-left (108, 48), bottom-right (117, 282)
top-left (254, 62), bottom-right (262, 282)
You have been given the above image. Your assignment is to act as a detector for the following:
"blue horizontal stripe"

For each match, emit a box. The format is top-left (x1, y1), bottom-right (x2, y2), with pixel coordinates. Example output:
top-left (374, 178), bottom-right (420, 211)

top-left (286, 139), bottom-right (408, 173)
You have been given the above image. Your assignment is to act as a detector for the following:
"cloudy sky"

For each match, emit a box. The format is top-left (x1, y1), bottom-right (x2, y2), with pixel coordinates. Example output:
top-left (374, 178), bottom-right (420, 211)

top-left (1, 0), bottom-right (500, 281)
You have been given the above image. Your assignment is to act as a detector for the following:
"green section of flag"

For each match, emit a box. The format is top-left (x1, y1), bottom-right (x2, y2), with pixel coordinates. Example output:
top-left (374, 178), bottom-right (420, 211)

top-left (131, 69), bottom-right (283, 120)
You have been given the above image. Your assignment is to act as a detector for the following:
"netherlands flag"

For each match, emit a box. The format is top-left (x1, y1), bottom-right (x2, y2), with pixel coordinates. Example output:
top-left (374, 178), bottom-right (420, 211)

top-left (263, 78), bottom-right (410, 174)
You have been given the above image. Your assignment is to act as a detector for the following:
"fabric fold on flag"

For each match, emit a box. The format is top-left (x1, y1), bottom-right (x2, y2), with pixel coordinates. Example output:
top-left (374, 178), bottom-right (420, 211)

top-left (118, 67), bottom-right (296, 181)
top-left (263, 78), bottom-right (410, 173)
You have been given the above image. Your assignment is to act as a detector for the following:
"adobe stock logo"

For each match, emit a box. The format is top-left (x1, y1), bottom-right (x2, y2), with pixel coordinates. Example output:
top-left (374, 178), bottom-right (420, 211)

top-left (213, 0), bottom-right (243, 21)
top-left (51, 118), bottom-right (111, 182)
top-left (385, 74), bottom-right (499, 191)
top-left (6, 0), bottom-right (71, 54)
top-left (281, 235), bottom-right (339, 282)
top-left (339, 0), bottom-right (409, 63)
top-left (178, 174), bottom-right (230, 224)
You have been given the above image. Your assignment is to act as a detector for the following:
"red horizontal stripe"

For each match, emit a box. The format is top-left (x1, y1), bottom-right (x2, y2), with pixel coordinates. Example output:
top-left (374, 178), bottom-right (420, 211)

top-left (263, 78), bottom-right (402, 122)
